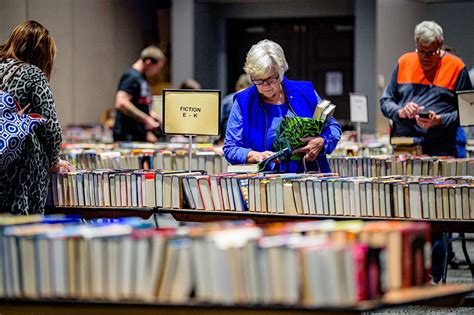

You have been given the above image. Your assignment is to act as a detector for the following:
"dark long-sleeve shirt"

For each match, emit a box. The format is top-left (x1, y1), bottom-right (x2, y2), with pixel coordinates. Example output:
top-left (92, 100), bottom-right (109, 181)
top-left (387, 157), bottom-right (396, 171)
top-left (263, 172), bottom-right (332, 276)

top-left (380, 51), bottom-right (472, 156)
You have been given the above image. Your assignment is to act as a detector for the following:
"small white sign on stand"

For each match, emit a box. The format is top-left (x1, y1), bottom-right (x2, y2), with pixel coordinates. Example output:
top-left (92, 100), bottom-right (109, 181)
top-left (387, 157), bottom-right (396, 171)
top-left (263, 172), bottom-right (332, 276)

top-left (349, 93), bottom-right (369, 143)
top-left (457, 90), bottom-right (474, 126)
top-left (163, 89), bottom-right (221, 171)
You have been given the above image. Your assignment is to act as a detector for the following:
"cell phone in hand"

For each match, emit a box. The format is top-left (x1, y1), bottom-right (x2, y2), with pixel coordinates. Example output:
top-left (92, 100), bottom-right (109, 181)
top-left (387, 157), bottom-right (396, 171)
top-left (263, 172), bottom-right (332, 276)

top-left (418, 111), bottom-right (430, 118)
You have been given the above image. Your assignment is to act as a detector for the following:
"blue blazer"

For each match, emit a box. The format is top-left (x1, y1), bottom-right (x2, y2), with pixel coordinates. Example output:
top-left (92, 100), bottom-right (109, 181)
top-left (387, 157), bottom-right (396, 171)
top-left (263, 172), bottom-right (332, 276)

top-left (223, 77), bottom-right (341, 173)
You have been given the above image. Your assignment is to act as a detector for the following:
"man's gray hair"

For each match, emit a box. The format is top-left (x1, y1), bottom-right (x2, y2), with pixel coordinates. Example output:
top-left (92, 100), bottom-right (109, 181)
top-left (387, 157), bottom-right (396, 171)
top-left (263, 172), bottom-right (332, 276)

top-left (244, 39), bottom-right (288, 81)
top-left (414, 21), bottom-right (444, 45)
top-left (140, 45), bottom-right (166, 62)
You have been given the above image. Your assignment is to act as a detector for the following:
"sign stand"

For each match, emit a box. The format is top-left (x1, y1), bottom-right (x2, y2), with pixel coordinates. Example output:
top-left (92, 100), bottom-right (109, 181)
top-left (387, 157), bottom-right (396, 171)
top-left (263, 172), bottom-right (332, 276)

top-left (356, 122), bottom-right (361, 144)
top-left (186, 135), bottom-right (194, 172)
top-left (162, 89), bottom-right (221, 173)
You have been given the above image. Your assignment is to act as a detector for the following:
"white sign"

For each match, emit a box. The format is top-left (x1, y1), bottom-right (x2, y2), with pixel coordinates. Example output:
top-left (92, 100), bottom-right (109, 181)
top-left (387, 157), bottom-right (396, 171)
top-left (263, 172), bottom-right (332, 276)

top-left (457, 91), bottom-right (474, 126)
top-left (350, 93), bottom-right (368, 123)
top-left (325, 71), bottom-right (343, 96)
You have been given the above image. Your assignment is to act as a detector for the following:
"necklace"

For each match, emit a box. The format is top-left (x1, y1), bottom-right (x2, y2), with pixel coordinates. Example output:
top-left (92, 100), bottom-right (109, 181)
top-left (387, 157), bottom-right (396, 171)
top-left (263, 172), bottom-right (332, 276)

top-left (263, 90), bottom-right (285, 105)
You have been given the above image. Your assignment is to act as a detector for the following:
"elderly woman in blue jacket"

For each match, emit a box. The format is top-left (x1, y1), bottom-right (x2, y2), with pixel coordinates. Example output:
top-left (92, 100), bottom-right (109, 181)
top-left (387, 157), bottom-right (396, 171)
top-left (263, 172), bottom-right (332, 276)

top-left (223, 39), bottom-right (341, 173)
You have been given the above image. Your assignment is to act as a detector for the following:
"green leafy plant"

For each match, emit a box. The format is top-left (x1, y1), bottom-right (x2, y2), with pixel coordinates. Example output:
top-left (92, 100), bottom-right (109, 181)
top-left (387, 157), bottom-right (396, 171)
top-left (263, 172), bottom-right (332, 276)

top-left (273, 116), bottom-right (324, 159)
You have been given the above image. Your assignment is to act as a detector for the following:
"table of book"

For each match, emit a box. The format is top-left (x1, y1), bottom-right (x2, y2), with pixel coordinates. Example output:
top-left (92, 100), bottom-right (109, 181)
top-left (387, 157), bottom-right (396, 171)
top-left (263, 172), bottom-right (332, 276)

top-left (0, 284), bottom-right (472, 315)
top-left (159, 208), bottom-right (474, 283)
top-left (45, 206), bottom-right (155, 220)
top-left (158, 208), bottom-right (474, 233)
top-left (45, 206), bottom-right (474, 233)
top-left (44, 206), bottom-right (474, 282)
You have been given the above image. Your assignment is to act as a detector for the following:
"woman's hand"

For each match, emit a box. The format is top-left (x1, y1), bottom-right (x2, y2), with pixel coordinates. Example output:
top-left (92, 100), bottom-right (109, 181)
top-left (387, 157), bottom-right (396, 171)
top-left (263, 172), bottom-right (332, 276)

top-left (49, 159), bottom-right (75, 173)
top-left (292, 137), bottom-right (325, 162)
top-left (247, 150), bottom-right (275, 163)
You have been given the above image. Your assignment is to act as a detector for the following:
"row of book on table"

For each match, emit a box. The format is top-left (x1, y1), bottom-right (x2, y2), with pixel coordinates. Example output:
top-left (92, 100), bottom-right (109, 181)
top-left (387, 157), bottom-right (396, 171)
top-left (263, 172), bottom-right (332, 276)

top-left (328, 155), bottom-right (474, 177)
top-left (60, 142), bottom-right (474, 177)
top-left (47, 169), bottom-right (474, 220)
top-left (61, 147), bottom-right (228, 176)
top-left (0, 215), bottom-right (431, 306)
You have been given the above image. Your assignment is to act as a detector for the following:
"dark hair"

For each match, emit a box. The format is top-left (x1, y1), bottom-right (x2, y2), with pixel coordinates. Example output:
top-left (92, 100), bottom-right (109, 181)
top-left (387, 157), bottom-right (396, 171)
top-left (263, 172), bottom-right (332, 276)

top-left (0, 20), bottom-right (57, 80)
top-left (179, 79), bottom-right (201, 90)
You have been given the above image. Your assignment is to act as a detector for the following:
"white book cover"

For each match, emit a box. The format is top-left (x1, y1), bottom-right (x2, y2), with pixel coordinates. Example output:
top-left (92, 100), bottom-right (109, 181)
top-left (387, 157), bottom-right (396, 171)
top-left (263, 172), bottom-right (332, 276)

top-left (199, 177), bottom-right (215, 210)
top-left (461, 186), bottom-right (470, 219)
top-left (106, 238), bottom-right (119, 300)
top-left (409, 183), bottom-right (422, 219)
top-left (77, 173), bottom-right (85, 206)
top-left (50, 238), bottom-right (67, 297)
top-left (137, 175), bottom-right (144, 207)
top-left (144, 234), bottom-right (166, 301)
top-left (379, 182), bottom-right (386, 217)
top-left (299, 180), bottom-right (309, 215)
top-left (103, 173), bottom-right (111, 207)
top-left (109, 175), bottom-right (116, 207)
top-left (469, 187), bottom-right (474, 219)
top-left (19, 238), bottom-right (37, 298)
top-left (155, 173), bottom-right (164, 208)
top-left (420, 183), bottom-right (430, 219)
top-left (428, 183), bottom-right (437, 219)
top-left (327, 179), bottom-right (336, 215)
top-left (455, 186), bottom-right (463, 220)
top-left (144, 174), bottom-right (156, 207)
top-left (334, 181), bottom-right (343, 216)
top-left (69, 173), bottom-right (77, 206)
top-left (435, 187), bottom-right (444, 219)
top-left (210, 176), bottom-right (224, 211)
top-left (359, 182), bottom-right (367, 217)
top-left (313, 180), bottom-right (324, 215)
top-left (118, 237), bottom-right (133, 299)
top-left (134, 238), bottom-right (149, 299)
top-left (322, 180), bottom-right (329, 215)
top-left (306, 179), bottom-right (317, 215)
top-left (220, 177), bottom-right (230, 211)
top-left (131, 174), bottom-right (138, 207)
top-left (37, 237), bottom-right (52, 298)
top-left (397, 184), bottom-right (405, 218)
top-left (342, 181), bottom-right (351, 216)
top-left (90, 238), bottom-right (104, 298)
top-left (369, 182), bottom-right (377, 217)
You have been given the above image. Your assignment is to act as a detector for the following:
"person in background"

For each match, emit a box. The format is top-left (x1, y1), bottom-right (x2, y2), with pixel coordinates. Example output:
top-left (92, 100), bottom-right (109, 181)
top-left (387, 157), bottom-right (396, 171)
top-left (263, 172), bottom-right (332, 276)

top-left (0, 20), bottom-right (74, 215)
top-left (224, 39), bottom-right (341, 173)
top-left (219, 74), bottom-right (253, 143)
top-left (380, 21), bottom-right (472, 157)
top-left (380, 21), bottom-right (472, 283)
top-left (178, 79), bottom-right (201, 90)
top-left (442, 45), bottom-right (468, 159)
top-left (113, 46), bottom-right (166, 143)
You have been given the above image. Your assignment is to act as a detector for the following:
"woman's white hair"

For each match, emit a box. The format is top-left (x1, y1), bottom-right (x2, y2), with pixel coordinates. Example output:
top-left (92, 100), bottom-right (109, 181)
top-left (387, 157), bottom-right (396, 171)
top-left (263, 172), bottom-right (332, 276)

top-left (243, 39), bottom-right (288, 81)
top-left (414, 21), bottom-right (444, 45)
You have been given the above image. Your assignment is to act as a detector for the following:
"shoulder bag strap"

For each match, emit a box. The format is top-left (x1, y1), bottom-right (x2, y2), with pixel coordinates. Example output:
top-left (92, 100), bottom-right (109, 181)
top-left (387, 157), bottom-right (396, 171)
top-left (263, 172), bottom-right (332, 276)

top-left (0, 61), bottom-right (24, 90)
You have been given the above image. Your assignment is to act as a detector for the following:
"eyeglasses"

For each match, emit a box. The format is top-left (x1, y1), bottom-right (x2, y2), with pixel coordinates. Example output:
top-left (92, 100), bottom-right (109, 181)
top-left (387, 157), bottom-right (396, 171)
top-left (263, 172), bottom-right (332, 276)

top-left (251, 73), bottom-right (279, 86)
top-left (416, 47), bottom-right (441, 58)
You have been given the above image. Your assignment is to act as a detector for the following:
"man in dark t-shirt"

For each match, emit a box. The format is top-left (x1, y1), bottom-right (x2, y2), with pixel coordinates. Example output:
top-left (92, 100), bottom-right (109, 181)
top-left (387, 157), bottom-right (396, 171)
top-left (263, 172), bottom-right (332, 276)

top-left (113, 46), bottom-right (166, 142)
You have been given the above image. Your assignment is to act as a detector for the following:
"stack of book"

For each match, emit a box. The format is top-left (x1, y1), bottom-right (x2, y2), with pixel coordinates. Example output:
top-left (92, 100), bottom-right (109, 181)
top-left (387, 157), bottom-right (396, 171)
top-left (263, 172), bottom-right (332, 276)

top-left (0, 215), bottom-right (431, 305)
top-left (48, 169), bottom-right (474, 220)
top-left (61, 145), bottom-right (228, 175)
top-left (329, 156), bottom-right (474, 177)
top-left (48, 169), bottom-right (206, 209)
top-left (180, 173), bottom-right (474, 220)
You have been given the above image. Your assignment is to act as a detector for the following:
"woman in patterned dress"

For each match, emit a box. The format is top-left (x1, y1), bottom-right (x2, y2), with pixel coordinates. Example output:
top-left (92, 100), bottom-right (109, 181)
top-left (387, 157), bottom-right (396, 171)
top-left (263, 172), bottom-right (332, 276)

top-left (0, 20), bottom-right (73, 215)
